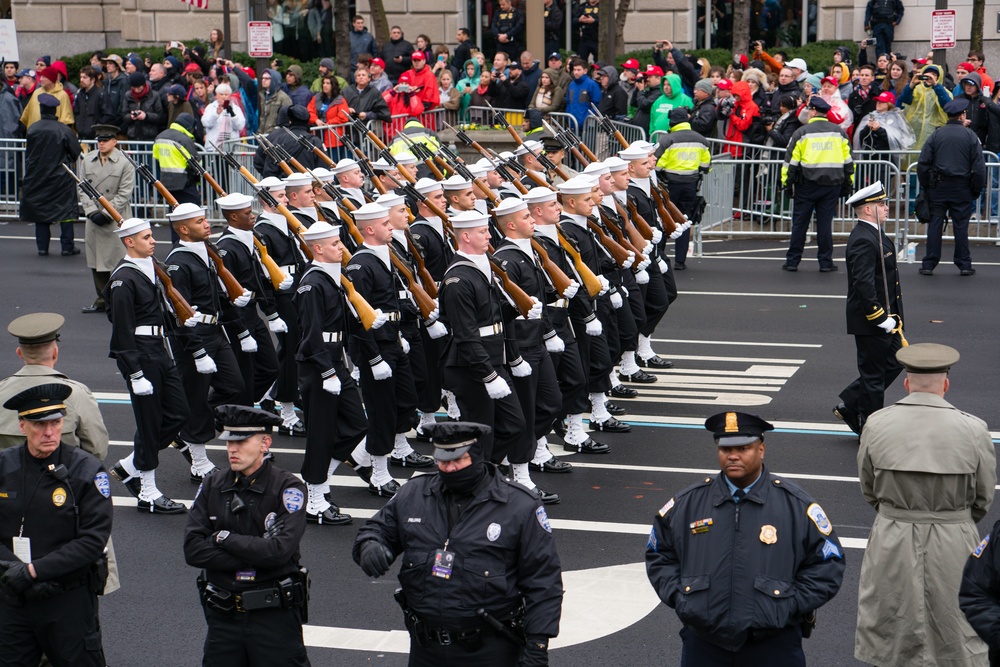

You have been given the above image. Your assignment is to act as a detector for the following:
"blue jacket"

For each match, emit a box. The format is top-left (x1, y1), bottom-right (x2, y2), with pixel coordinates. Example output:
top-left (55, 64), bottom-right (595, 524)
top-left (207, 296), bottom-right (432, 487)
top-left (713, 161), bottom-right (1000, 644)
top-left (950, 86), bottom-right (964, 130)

top-left (565, 75), bottom-right (602, 127)
top-left (350, 27), bottom-right (378, 70)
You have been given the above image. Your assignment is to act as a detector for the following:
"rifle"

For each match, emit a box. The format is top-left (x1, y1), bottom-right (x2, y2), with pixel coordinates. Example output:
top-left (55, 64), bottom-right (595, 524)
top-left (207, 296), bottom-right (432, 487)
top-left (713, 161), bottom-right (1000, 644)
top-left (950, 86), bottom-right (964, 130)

top-left (64, 164), bottom-right (195, 324)
top-left (487, 102), bottom-right (573, 184)
top-left (184, 155), bottom-right (291, 291)
top-left (279, 126), bottom-right (336, 169)
top-left (340, 109), bottom-right (390, 152)
top-left (339, 133), bottom-right (379, 182)
top-left (590, 103), bottom-right (630, 149)
top-left (253, 133), bottom-right (295, 176)
top-left (120, 150), bottom-right (248, 302)
top-left (398, 134), bottom-right (448, 181)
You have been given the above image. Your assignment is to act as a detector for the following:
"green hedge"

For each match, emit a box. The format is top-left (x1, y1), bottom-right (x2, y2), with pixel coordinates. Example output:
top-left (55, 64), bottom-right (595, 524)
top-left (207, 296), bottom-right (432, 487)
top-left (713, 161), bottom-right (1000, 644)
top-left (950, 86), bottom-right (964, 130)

top-left (614, 40), bottom-right (860, 77)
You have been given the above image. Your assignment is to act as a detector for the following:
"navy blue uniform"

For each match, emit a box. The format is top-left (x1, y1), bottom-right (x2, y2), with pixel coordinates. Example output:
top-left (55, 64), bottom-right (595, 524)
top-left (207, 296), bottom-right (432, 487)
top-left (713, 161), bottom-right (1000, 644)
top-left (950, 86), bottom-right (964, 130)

top-left (960, 520), bottom-right (1000, 663)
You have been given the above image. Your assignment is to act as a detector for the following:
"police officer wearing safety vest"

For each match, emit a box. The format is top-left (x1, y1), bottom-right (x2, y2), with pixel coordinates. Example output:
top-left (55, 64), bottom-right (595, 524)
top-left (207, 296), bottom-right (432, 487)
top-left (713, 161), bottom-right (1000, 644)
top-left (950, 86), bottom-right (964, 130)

top-left (781, 97), bottom-right (854, 272)
top-left (183, 404), bottom-right (310, 666)
top-left (353, 421), bottom-right (563, 667)
top-left (646, 411), bottom-right (845, 666)
top-left (0, 384), bottom-right (113, 667)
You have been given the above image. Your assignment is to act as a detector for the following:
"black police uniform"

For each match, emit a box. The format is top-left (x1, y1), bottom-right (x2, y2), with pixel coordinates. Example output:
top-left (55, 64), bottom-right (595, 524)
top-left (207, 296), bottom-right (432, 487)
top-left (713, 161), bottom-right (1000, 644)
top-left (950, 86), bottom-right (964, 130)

top-left (345, 245), bottom-right (419, 457)
top-left (183, 407), bottom-right (310, 667)
top-left (166, 243), bottom-right (246, 445)
top-left (837, 218), bottom-right (904, 431)
top-left (216, 228), bottom-right (280, 406)
top-left (647, 466), bottom-right (845, 665)
top-left (575, 1), bottom-right (600, 64)
top-left (438, 255), bottom-right (526, 464)
top-left (960, 519), bottom-right (1000, 663)
top-left (105, 257), bottom-right (190, 472)
top-left (622, 185), bottom-right (672, 338)
top-left (353, 465), bottom-right (562, 666)
top-left (917, 107), bottom-right (986, 273)
top-left (491, 6), bottom-right (525, 61)
top-left (293, 263), bottom-right (368, 485)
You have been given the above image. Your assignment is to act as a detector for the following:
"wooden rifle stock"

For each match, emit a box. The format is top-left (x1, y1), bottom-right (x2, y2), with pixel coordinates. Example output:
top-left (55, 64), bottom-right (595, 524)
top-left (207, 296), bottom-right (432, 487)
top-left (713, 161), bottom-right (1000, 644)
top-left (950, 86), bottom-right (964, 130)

top-left (587, 217), bottom-right (633, 268)
top-left (569, 146), bottom-right (591, 168)
top-left (336, 248), bottom-right (378, 330)
top-left (406, 232), bottom-right (438, 298)
top-left (648, 186), bottom-right (679, 235)
top-left (487, 256), bottom-right (534, 318)
top-left (557, 230), bottom-right (604, 298)
top-left (624, 197), bottom-right (655, 241)
top-left (656, 183), bottom-right (688, 225)
top-left (599, 206), bottom-right (647, 264)
top-left (530, 239), bottom-right (574, 297)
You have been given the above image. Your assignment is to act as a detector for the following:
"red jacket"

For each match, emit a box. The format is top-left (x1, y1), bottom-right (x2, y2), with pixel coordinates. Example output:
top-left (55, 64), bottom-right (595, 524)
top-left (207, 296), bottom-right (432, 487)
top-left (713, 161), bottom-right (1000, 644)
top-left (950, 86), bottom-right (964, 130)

top-left (308, 93), bottom-right (350, 148)
top-left (406, 66), bottom-right (440, 110)
top-left (725, 81), bottom-right (760, 158)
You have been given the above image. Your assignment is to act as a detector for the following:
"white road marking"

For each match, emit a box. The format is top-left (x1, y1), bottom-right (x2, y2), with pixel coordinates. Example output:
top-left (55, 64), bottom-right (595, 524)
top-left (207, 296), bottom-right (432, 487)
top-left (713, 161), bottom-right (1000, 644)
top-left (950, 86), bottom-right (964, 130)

top-left (678, 291), bottom-right (845, 299)
top-left (652, 337), bottom-right (823, 349)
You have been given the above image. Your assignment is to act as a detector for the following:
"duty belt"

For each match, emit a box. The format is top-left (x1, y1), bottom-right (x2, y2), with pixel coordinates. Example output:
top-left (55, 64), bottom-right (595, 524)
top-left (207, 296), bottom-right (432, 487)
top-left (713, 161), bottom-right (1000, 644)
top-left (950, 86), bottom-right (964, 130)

top-left (478, 323), bottom-right (504, 337)
top-left (383, 311), bottom-right (402, 322)
top-left (135, 325), bottom-right (164, 337)
top-left (187, 313), bottom-right (219, 325)
top-left (321, 331), bottom-right (344, 343)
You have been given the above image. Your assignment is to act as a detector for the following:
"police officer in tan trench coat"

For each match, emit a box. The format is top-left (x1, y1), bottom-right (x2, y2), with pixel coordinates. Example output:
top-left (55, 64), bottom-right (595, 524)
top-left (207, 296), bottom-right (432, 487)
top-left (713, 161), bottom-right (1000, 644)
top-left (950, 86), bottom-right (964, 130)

top-left (855, 343), bottom-right (994, 667)
top-left (79, 124), bottom-right (134, 313)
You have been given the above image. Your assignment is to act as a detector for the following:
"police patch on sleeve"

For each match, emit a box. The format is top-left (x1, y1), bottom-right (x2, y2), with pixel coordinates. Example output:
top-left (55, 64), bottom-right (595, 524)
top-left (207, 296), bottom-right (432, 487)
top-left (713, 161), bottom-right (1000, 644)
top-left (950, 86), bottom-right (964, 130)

top-left (807, 503), bottom-right (832, 535)
top-left (973, 533), bottom-right (991, 559)
top-left (658, 498), bottom-right (675, 517)
top-left (821, 539), bottom-right (842, 561)
top-left (282, 487), bottom-right (305, 513)
top-left (647, 528), bottom-right (658, 552)
top-left (94, 472), bottom-right (111, 498)
top-left (535, 506), bottom-right (552, 533)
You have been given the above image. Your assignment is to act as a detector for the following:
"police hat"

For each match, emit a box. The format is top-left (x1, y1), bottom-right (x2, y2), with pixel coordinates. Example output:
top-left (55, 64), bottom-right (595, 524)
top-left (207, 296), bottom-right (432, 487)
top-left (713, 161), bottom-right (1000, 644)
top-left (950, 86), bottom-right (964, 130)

top-left (669, 107), bottom-right (690, 127)
top-left (37, 93), bottom-right (60, 109)
top-left (704, 411), bottom-right (774, 446)
top-left (807, 97), bottom-right (831, 113)
top-left (426, 421), bottom-right (492, 462)
top-left (8, 312), bottom-right (64, 345)
top-left (3, 383), bottom-right (72, 421)
top-left (214, 404), bottom-right (282, 440)
top-left (846, 181), bottom-right (888, 207)
top-left (944, 98), bottom-right (970, 117)
top-left (92, 124), bottom-right (120, 140)
top-left (896, 343), bottom-right (960, 374)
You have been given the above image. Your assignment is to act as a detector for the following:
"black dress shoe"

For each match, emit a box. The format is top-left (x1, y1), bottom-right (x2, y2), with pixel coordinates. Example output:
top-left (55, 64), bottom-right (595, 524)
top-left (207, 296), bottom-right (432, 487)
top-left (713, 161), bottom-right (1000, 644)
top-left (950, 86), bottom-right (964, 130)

top-left (37, 250), bottom-right (48, 256)
top-left (343, 456), bottom-right (374, 483)
top-left (819, 265), bottom-right (839, 272)
top-left (368, 480), bottom-right (401, 497)
top-left (170, 440), bottom-right (193, 464)
top-left (605, 401), bottom-right (627, 416)
top-left (61, 248), bottom-right (81, 256)
top-left (590, 417), bottom-right (631, 433)
top-left (562, 437), bottom-right (611, 454)
top-left (919, 268), bottom-right (933, 275)
top-left (552, 420), bottom-right (568, 439)
top-left (619, 369), bottom-right (657, 384)
top-left (278, 420), bottom-right (307, 436)
top-left (637, 356), bottom-right (673, 369)
top-left (961, 268), bottom-right (976, 276)
top-left (390, 452), bottom-right (435, 468)
top-left (413, 427), bottom-right (432, 442)
top-left (529, 458), bottom-right (574, 473)
top-left (137, 495), bottom-right (187, 514)
top-left (534, 487), bottom-right (561, 505)
top-left (190, 467), bottom-right (219, 484)
top-left (781, 264), bottom-right (798, 272)
top-left (109, 463), bottom-right (141, 499)
top-left (81, 303), bottom-right (105, 314)
top-left (307, 507), bottom-right (353, 525)
top-left (833, 403), bottom-right (862, 436)
top-left (609, 384), bottom-right (639, 398)
top-left (674, 262), bottom-right (686, 271)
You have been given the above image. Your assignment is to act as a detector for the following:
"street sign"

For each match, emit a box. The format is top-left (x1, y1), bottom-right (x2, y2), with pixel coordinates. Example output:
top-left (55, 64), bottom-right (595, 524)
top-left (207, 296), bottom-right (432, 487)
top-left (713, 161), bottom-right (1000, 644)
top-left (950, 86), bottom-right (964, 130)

top-left (0, 20), bottom-right (20, 62)
top-left (247, 21), bottom-right (273, 58)
top-left (931, 9), bottom-right (956, 49)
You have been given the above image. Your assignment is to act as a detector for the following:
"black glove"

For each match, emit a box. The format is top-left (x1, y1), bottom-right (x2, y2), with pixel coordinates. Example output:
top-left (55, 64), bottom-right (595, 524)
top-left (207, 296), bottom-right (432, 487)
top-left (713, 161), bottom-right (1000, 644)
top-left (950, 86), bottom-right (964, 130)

top-left (840, 180), bottom-right (853, 198)
top-left (520, 637), bottom-right (549, 667)
top-left (23, 580), bottom-right (63, 601)
top-left (359, 540), bottom-right (393, 577)
top-left (88, 210), bottom-right (111, 227)
top-left (0, 562), bottom-right (33, 597)
top-left (226, 105), bottom-right (236, 116)
top-left (263, 519), bottom-right (284, 540)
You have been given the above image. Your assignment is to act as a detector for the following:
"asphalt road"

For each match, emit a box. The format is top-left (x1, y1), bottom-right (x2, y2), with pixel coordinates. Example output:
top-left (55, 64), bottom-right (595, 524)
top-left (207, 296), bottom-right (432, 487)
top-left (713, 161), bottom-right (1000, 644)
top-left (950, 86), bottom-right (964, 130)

top-left (4, 221), bottom-right (999, 666)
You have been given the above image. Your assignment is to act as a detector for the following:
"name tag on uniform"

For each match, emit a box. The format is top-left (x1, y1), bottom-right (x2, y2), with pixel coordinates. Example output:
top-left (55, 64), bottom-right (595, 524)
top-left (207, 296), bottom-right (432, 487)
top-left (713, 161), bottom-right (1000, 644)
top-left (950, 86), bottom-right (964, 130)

top-left (12, 536), bottom-right (31, 563)
top-left (432, 549), bottom-right (454, 579)
top-left (690, 518), bottom-right (713, 534)
top-left (235, 570), bottom-right (257, 582)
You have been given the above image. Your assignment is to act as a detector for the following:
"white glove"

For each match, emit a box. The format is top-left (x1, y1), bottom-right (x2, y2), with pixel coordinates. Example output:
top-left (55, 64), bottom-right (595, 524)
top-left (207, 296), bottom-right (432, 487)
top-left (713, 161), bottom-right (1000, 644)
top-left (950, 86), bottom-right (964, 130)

top-left (642, 242), bottom-right (654, 256)
top-left (425, 303), bottom-right (440, 324)
top-left (509, 359), bottom-right (532, 377)
top-left (877, 317), bottom-right (897, 333)
top-left (184, 308), bottom-right (201, 328)
top-left (278, 273), bottom-right (294, 290)
top-left (240, 335), bottom-right (258, 353)
top-left (485, 376), bottom-right (512, 399)
top-left (620, 286), bottom-right (629, 298)
top-left (657, 257), bottom-right (669, 273)
top-left (669, 227), bottom-right (684, 240)
top-left (597, 275), bottom-right (611, 295)
top-left (371, 308), bottom-right (390, 330)
top-left (426, 321), bottom-right (448, 339)
top-left (195, 355), bottom-right (217, 374)
top-left (351, 365), bottom-right (361, 382)
top-left (322, 375), bottom-right (342, 395)
top-left (545, 336), bottom-right (565, 353)
top-left (585, 318), bottom-right (603, 336)
top-left (635, 269), bottom-right (650, 285)
top-left (636, 256), bottom-right (651, 271)
top-left (562, 280), bottom-right (580, 299)
top-left (610, 292), bottom-right (623, 309)
top-left (268, 316), bottom-right (288, 333)
top-left (650, 228), bottom-right (663, 244)
top-left (527, 297), bottom-right (543, 320)
top-left (233, 289), bottom-right (253, 308)
top-left (400, 336), bottom-right (410, 354)
top-left (131, 376), bottom-right (154, 396)
top-left (371, 360), bottom-right (393, 380)
top-left (621, 251), bottom-right (635, 270)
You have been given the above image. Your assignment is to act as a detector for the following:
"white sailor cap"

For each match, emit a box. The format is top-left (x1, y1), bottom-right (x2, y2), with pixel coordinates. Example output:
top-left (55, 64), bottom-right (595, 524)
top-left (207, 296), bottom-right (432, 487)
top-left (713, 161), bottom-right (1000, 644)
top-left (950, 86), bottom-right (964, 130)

top-left (353, 202), bottom-right (390, 222)
top-left (514, 139), bottom-right (544, 157)
top-left (618, 145), bottom-right (649, 161)
top-left (475, 157), bottom-right (498, 172)
top-left (522, 188), bottom-right (558, 205)
top-left (557, 176), bottom-right (596, 196)
top-left (467, 163), bottom-right (489, 179)
top-left (256, 176), bottom-right (286, 191)
top-left (603, 156), bottom-right (629, 172)
top-left (493, 196), bottom-right (527, 217)
top-left (846, 181), bottom-right (888, 207)
top-left (498, 151), bottom-right (515, 161)
top-left (449, 210), bottom-right (490, 229)
top-left (282, 172), bottom-right (314, 188)
top-left (631, 140), bottom-right (656, 152)
top-left (117, 217), bottom-right (151, 238)
top-left (583, 161), bottom-right (610, 177)
top-left (301, 220), bottom-right (341, 241)
top-left (414, 177), bottom-right (443, 195)
top-left (441, 175), bottom-right (472, 191)
top-left (333, 158), bottom-right (360, 175)
top-left (370, 157), bottom-right (395, 171)
top-left (311, 167), bottom-right (337, 182)
top-left (375, 192), bottom-right (406, 209)
top-left (394, 152), bottom-right (418, 165)
top-left (216, 192), bottom-right (255, 211)
top-left (165, 202), bottom-right (206, 221)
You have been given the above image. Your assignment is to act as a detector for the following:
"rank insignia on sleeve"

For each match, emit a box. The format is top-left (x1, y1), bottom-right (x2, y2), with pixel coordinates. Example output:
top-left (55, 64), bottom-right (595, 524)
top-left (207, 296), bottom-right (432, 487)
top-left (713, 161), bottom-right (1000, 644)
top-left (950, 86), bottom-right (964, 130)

top-left (807, 503), bottom-right (832, 535)
top-left (110, 281), bottom-right (123, 290)
top-left (974, 533), bottom-right (991, 558)
top-left (821, 539), bottom-right (842, 560)
top-left (658, 498), bottom-right (674, 517)
top-left (759, 524), bottom-right (777, 544)
top-left (444, 277), bottom-right (461, 285)
top-left (297, 285), bottom-right (312, 293)
top-left (689, 518), bottom-right (713, 534)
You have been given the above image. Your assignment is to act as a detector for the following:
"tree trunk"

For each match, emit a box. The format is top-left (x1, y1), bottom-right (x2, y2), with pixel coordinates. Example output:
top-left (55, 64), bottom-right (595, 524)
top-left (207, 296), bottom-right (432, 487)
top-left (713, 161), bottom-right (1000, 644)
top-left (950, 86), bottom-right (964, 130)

top-left (369, 0), bottom-right (390, 50)
top-left (732, 0), bottom-right (750, 56)
top-left (334, 0), bottom-right (351, 79)
top-left (971, 0), bottom-right (984, 53)
top-left (614, 0), bottom-right (631, 57)
top-left (598, 0), bottom-right (615, 64)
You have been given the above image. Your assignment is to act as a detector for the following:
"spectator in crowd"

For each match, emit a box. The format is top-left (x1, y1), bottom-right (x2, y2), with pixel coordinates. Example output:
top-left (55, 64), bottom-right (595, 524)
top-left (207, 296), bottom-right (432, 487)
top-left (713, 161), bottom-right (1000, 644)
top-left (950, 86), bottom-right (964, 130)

top-left (73, 66), bottom-right (107, 141)
top-left (383, 72), bottom-right (424, 119)
top-left (344, 66), bottom-right (391, 124)
top-left (772, 66), bottom-right (803, 103)
top-left (899, 64), bottom-right (952, 150)
top-left (431, 45), bottom-right (458, 83)
top-left (33, 55), bottom-right (50, 73)
top-left (20, 65), bottom-right (74, 130)
top-left (496, 61), bottom-right (529, 110)
top-left (848, 64), bottom-right (879, 136)
top-left (124, 55), bottom-right (141, 75)
top-left (520, 52), bottom-right (542, 96)
top-left (954, 72), bottom-right (996, 146)
top-left (282, 64), bottom-right (312, 107)
top-left (309, 76), bottom-right (349, 157)
top-left (14, 69), bottom-right (35, 109)
top-left (164, 84), bottom-right (195, 134)
top-left (785, 57), bottom-right (809, 84)
top-left (49, 60), bottom-right (77, 102)
top-left (307, 0), bottom-right (334, 62)
top-left (831, 62), bottom-right (852, 101)
top-left (492, 0), bottom-right (525, 61)
top-left (715, 77), bottom-right (734, 137)
top-left (690, 78), bottom-right (719, 138)
top-left (855, 91), bottom-right (915, 155)
top-left (967, 50), bottom-right (994, 97)
top-left (202, 82), bottom-right (245, 150)
top-left (882, 59), bottom-right (908, 99)
top-left (407, 51), bottom-right (440, 111)
top-left (598, 66), bottom-right (628, 119)
top-left (350, 15), bottom-right (379, 76)
top-left (208, 27), bottom-right (226, 60)
top-left (951, 62), bottom-right (975, 97)
top-left (438, 70), bottom-right (461, 112)
top-left (864, 0), bottom-right (904, 56)
top-left (810, 75), bottom-right (853, 133)
top-left (740, 67), bottom-right (768, 109)
top-left (620, 58), bottom-right (640, 114)
top-left (382, 26), bottom-right (414, 84)
top-left (188, 75), bottom-right (212, 118)
top-left (576, 0), bottom-right (600, 64)
top-left (724, 80), bottom-right (759, 158)
top-left (268, 0), bottom-right (287, 55)
top-left (161, 55), bottom-right (183, 87)
top-left (452, 28), bottom-right (475, 71)
top-left (543, 0), bottom-right (563, 57)
top-left (121, 71), bottom-right (165, 141)
top-left (653, 40), bottom-right (697, 96)
top-left (649, 73), bottom-right (694, 137)
top-left (100, 55), bottom-right (128, 121)
top-left (528, 68), bottom-right (565, 119)
top-left (414, 34), bottom-right (433, 64)
top-left (466, 68), bottom-right (500, 119)
top-left (492, 51), bottom-right (511, 80)
top-left (369, 58), bottom-right (393, 94)
top-left (147, 63), bottom-right (172, 107)
top-left (547, 52), bottom-right (572, 91)
top-left (2, 61), bottom-right (16, 89)
top-left (765, 94), bottom-right (802, 149)
top-left (258, 69), bottom-right (292, 135)
top-left (456, 58), bottom-right (483, 119)
top-left (0, 75), bottom-right (22, 190)
top-left (565, 57), bottom-right (601, 129)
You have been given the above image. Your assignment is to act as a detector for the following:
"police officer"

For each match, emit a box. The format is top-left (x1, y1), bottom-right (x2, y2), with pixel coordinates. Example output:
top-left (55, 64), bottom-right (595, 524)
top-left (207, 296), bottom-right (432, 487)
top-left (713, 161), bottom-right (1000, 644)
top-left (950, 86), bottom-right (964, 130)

top-left (105, 218), bottom-right (189, 512)
top-left (183, 404), bottom-right (310, 667)
top-left (575, 0), bottom-right (601, 64)
top-left (917, 97), bottom-right (986, 276)
top-left (646, 411), bottom-right (845, 666)
top-left (834, 182), bottom-right (904, 435)
top-left (781, 97), bottom-right (854, 272)
top-left (491, 0), bottom-right (524, 62)
top-left (353, 421), bottom-right (563, 667)
top-left (0, 384), bottom-right (113, 667)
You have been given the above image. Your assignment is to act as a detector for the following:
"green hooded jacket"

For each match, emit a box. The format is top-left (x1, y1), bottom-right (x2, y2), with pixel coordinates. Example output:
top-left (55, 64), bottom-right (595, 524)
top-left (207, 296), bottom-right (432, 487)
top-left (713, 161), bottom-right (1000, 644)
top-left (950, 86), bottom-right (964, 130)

top-left (649, 73), bottom-right (694, 137)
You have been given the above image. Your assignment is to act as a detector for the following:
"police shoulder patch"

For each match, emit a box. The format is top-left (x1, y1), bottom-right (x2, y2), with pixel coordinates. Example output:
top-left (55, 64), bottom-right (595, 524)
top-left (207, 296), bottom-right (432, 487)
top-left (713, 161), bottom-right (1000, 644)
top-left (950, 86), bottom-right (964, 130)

top-left (647, 528), bottom-right (658, 552)
top-left (535, 506), bottom-right (552, 533)
top-left (974, 533), bottom-right (991, 559)
top-left (658, 498), bottom-right (675, 517)
top-left (282, 487), bottom-right (305, 513)
top-left (94, 472), bottom-right (111, 499)
top-left (807, 503), bottom-right (833, 535)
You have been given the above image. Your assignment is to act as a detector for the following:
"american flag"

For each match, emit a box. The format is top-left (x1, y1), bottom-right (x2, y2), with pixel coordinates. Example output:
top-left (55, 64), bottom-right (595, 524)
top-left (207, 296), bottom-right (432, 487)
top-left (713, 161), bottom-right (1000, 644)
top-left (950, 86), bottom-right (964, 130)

top-left (180, 0), bottom-right (208, 8)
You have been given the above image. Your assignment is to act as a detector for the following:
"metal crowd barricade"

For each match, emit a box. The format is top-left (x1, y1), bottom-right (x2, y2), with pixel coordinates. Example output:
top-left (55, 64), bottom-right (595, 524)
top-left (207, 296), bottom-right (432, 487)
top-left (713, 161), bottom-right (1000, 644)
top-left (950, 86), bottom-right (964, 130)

top-left (465, 105), bottom-right (523, 128)
top-left (374, 108), bottom-right (446, 143)
top-left (579, 116), bottom-right (646, 162)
